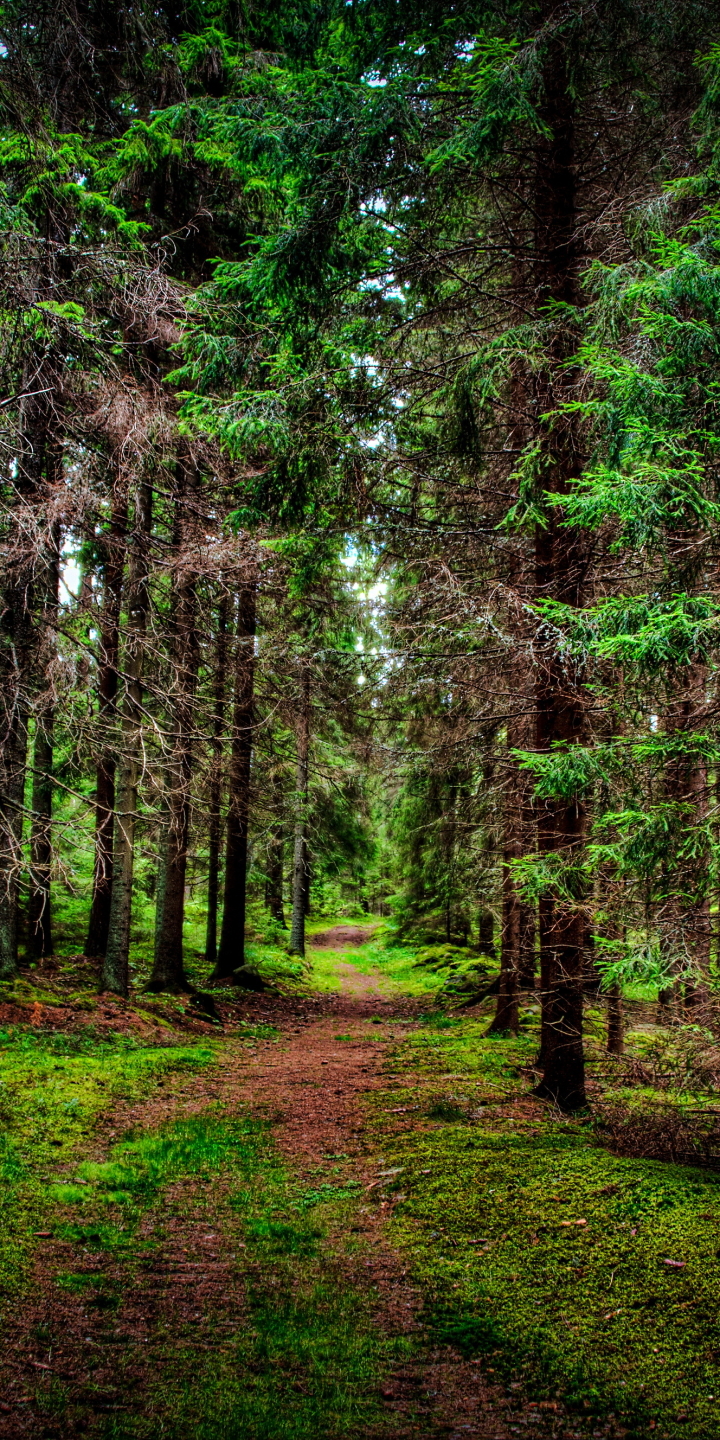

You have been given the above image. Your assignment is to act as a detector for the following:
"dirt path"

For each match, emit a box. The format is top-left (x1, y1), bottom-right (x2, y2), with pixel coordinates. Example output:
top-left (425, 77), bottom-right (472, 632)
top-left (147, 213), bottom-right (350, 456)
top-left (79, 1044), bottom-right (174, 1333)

top-left (0, 958), bottom-right (586, 1440)
top-left (307, 923), bottom-right (379, 949)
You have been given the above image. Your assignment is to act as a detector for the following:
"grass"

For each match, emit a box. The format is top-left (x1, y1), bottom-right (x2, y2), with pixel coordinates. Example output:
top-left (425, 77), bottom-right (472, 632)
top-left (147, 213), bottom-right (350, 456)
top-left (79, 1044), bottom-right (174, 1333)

top-left (28, 1110), bottom-right (400, 1438)
top-left (369, 1009), bottom-right (720, 1440)
top-left (0, 1019), bottom-right (401, 1438)
top-left (0, 1024), bottom-right (214, 1300)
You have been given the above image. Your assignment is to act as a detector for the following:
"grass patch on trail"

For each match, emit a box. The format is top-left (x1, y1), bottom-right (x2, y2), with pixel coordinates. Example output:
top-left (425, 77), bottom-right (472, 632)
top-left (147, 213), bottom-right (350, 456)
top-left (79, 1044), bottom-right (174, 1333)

top-left (0, 1025), bottom-right (214, 1299)
top-left (1, 1028), bottom-right (398, 1439)
top-left (374, 1014), bottom-right (720, 1440)
top-left (310, 931), bottom-right (448, 996)
top-left (42, 1115), bottom-right (395, 1439)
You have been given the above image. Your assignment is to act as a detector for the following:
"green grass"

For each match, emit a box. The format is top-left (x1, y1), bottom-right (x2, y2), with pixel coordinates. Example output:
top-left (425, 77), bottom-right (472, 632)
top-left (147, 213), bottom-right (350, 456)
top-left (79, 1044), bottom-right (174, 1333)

top-left (371, 1012), bottom-right (720, 1440)
top-left (36, 1112), bottom-right (398, 1438)
top-left (0, 1024), bottom-right (214, 1299)
top-left (0, 1022), bottom-right (401, 1438)
top-left (308, 929), bottom-right (449, 997)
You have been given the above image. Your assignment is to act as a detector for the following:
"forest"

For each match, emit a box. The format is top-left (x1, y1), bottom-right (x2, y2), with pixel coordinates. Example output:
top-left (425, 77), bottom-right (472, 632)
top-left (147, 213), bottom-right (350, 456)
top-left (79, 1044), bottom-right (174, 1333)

top-left (3, 1), bottom-right (720, 1437)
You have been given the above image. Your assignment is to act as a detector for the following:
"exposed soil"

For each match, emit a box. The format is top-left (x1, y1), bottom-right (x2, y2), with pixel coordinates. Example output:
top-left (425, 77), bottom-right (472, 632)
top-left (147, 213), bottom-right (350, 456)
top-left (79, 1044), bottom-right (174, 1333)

top-left (0, 966), bottom-right (606, 1440)
top-left (307, 924), bottom-right (378, 948)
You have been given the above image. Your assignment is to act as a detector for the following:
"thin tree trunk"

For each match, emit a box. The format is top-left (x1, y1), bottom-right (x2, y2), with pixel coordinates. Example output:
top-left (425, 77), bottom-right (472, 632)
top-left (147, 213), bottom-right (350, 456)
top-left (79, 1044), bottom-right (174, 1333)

top-left (532, 22), bottom-right (587, 1111)
top-left (27, 512), bottom-right (60, 961)
top-left (489, 746), bottom-right (524, 1035)
top-left (149, 452), bottom-right (201, 992)
top-left (0, 372), bottom-right (57, 977)
top-left (204, 591), bottom-right (229, 967)
top-left (266, 773), bottom-right (287, 928)
top-left (214, 576), bottom-right (257, 979)
top-left (478, 909), bottom-right (495, 956)
top-left (0, 582), bottom-right (32, 978)
top-left (289, 661), bottom-right (311, 957)
top-left (488, 855), bottom-right (520, 1035)
top-left (85, 474), bottom-right (128, 956)
top-left (606, 983), bottom-right (624, 1055)
top-left (101, 478), bottom-right (152, 996)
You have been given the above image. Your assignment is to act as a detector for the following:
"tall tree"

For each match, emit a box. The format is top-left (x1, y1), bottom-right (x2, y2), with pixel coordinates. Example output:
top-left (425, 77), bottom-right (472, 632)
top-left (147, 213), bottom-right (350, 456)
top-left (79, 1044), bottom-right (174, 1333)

top-left (101, 476), bottom-right (152, 996)
top-left (214, 569), bottom-right (257, 980)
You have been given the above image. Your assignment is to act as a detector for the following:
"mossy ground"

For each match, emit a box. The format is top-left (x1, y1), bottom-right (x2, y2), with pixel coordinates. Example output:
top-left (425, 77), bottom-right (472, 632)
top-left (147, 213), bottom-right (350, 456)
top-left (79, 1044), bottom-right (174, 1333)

top-left (352, 952), bottom-right (720, 1440)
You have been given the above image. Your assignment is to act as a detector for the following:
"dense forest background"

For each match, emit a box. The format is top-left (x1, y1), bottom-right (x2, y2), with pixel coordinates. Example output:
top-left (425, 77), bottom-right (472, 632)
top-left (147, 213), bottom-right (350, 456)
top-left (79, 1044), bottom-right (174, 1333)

top-left (4, 0), bottom-right (720, 1110)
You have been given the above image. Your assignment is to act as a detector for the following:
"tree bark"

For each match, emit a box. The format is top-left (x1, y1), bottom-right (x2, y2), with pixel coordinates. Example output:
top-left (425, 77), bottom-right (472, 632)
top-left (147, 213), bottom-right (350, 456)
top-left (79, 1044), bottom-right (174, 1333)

top-left (85, 472), bottom-right (128, 957)
top-left (0, 369), bottom-right (57, 977)
top-left (532, 22), bottom-right (588, 1111)
top-left (148, 452), bottom-right (201, 992)
top-left (101, 478), bottom-right (152, 996)
top-left (204, 590), bottom-right (229, 967)
top-left (27, 505), bottom-right (60, 961)
top-left (214, 575), bottom-right (257, 979)
top-left (0, 573), bottom-right (32, 978)
top-left (606, 983), bottom-right (624, 1055)
top-left (289, 661), bottom-right (311, 958)
top-left (478, 909), bottom-right (495, 956)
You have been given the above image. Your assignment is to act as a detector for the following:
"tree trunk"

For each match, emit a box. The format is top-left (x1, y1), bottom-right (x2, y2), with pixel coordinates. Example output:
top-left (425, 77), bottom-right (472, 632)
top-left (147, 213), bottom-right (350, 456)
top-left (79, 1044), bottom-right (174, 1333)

top-left (266, 785), bottom-right (287, 929)
top-left (101, 478), bottom-right (152, 996)
top-left (662, 668), bottom-right (711, 1021)
top-left (214, 576), bottom-right (257, 979)
top-left (27, 512), bottom-right (60, 961)
top-left (148, 452), bottom-right (201, 993)
top-left (532, 22), bottom-right (588, 1112)
top-left (0, 579), bottom-right (32, 978)
top-left (478, 909), bottom-right (495, 956)
top-left (0, 371), bottom-right (58, 977)
top-left (85, 474), bottom-right (128, 956)
top-left (488, 745), bottom-right (525, 1035)
top-left (289, 661), bottom-right (311, 958)
top-left (606, 983), bottom-right (624, 1055)
top-left (204, 591), bottom-right (229, 967)
top-left (487, 855), bottom-right (520, 1035)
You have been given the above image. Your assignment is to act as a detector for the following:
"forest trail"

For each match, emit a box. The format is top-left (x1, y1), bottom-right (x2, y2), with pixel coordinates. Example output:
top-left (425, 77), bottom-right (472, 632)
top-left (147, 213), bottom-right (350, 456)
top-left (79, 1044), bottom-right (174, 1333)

top-left (0, 955), bottom-right (594, 1440)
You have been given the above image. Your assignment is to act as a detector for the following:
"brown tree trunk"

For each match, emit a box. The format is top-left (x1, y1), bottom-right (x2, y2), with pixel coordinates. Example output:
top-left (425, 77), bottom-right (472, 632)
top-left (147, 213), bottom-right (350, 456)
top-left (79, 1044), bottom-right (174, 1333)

top-left (204, 591), bottom-right (229, 967)
top-left (532, 23), bottom-right (588, 1111)
top-left (0, 572), bottom-right (32, 978)
top-left (488, 854), bottom-right (520, 1035)
top-left (289, 661), bottom-right (311, 958)
top-left (0, 372), bottom-right (57, 977)
top-left (101, 478), bottom-right (152, 996)
top-left (266, 770), bottom-right (287, 928)
top-left (606, 983), bottom-right (624, 1055)
top-left (661, 668), bottom-right (711, 1022)
top-left (27, 519), bottom-right (60, 959)
top-left (85, 473), bottom-right (128, 957)
top-left (214, 575), bottom-right (257, 979)
top-left (478, 909), bottom-right (495, 956)
top-left (149, 452), bottom-right (201, 993)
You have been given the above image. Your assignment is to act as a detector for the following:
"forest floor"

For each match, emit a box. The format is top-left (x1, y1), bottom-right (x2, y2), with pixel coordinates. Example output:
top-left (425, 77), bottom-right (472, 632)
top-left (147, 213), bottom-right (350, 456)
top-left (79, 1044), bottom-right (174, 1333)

top-left (1, 928), bottom-right (720, 1439)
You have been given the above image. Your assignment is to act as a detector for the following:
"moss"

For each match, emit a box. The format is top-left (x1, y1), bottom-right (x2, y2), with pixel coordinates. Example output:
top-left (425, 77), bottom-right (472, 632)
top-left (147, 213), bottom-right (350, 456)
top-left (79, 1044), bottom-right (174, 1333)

top-left (372, 1013), bottom-right (720, 1439)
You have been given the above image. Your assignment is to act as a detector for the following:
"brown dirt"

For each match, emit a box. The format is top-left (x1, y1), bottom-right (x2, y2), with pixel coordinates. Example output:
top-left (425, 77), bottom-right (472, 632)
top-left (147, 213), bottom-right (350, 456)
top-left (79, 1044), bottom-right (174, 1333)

top-left (307, 923), bottom-right (378, 948)
top-left (0, 970), bottom-right (613, 1440)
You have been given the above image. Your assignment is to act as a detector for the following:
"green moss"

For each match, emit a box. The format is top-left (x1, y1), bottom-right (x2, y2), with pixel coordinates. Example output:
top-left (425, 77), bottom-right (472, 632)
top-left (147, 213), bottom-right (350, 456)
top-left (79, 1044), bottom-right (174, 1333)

top-left (374, 1013), bottom-right (720, 1439)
